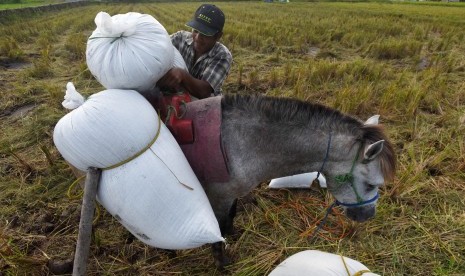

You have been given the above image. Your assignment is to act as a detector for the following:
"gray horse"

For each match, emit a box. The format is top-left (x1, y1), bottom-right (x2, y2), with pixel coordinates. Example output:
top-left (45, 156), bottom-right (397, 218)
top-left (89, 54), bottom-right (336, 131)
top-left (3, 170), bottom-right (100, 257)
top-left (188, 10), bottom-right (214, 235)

top-left (193, 94), bottom-right (396, 268)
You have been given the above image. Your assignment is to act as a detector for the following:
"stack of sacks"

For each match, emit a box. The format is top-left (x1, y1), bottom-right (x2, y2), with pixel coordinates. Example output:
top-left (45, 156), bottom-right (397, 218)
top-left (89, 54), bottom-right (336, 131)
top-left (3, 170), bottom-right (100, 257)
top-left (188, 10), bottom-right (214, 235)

top-left (53, 83), bottom-right (223, 249)
top-left (268, 250), bottom-right (380, 276)
top-left (86, 11), bottom-right (187, 93)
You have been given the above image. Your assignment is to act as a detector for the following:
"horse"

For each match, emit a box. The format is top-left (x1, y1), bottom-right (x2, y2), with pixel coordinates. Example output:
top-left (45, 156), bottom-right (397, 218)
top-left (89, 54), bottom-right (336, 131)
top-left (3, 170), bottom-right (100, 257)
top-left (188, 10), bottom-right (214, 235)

top-left (188, 94), bottom-right (397, 269)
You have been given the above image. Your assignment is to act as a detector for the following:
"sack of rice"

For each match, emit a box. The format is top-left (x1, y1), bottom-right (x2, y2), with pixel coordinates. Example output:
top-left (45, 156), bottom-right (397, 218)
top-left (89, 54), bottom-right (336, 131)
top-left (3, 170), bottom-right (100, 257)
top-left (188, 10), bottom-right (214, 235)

top-left (53, 83), bottom-right (223, 249)
top-left (86, 11), bottom-right (174, 92)
top-left (268, 250), bottom-right (380, 276)
top-left (173, 44), bottom-right (187, 71)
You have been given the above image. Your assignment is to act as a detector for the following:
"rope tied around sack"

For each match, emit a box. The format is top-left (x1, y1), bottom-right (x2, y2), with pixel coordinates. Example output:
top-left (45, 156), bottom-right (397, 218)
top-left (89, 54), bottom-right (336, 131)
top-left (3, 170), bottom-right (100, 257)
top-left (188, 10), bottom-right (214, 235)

top-left (88, 34), bottom-right (127, 44)
top-left (103, 115), bottom-right (162, 170)
top-left (340, 254), bottom-right (372, 276)
top-left (101, 114), bottom-right (194, 191)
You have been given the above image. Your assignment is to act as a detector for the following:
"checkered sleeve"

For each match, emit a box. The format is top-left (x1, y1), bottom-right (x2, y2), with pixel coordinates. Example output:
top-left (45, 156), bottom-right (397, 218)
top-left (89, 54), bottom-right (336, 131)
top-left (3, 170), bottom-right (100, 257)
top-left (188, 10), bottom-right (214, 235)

top-left (201, 52), bottom-right (232, 96)
top-left (170, 31), bottom-right (183, 50)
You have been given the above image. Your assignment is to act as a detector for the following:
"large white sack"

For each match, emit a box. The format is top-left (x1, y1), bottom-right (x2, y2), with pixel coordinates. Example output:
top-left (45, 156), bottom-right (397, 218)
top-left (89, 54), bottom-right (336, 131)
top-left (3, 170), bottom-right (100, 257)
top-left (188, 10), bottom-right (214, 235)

top-left (53, 84), bottom-right (223, 249)
top-left (54, 84), bottom-right (157, 170)
top-left (137, 46), bottom-right (187, 101)
top-left (269, 250), bottom-right (379, 276)
top-left (173, 45), bottom-right (188, 71)
top-left (86, 11), bottom-right (174, 92)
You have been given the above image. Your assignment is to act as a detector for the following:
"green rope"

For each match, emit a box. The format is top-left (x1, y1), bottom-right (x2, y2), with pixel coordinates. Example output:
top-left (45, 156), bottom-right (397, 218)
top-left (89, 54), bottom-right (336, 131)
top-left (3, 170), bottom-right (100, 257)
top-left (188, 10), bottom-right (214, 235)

top-left (334, 173), bottom-right (354, 184)
top-left (333, 143), bottom-right (363, 203)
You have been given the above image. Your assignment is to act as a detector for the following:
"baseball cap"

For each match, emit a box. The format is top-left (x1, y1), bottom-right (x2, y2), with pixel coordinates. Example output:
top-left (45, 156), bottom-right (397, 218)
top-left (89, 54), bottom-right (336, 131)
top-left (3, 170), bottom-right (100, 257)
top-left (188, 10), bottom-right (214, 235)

top-left (186, 4), bottom-right (225, 36)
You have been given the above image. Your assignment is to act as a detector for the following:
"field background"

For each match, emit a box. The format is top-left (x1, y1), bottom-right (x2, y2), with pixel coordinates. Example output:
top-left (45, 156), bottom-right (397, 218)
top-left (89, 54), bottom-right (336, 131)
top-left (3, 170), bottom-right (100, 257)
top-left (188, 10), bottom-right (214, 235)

top-left (0, 0), bottom-right (64, 10)
top-left (1, 1), bottom-right (464, 275)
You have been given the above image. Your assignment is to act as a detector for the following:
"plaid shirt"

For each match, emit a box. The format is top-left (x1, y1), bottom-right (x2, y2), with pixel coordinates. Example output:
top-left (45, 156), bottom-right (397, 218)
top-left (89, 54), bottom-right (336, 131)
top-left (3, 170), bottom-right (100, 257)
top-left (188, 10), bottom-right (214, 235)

top-left (171, 31), bottom-right (232, 96)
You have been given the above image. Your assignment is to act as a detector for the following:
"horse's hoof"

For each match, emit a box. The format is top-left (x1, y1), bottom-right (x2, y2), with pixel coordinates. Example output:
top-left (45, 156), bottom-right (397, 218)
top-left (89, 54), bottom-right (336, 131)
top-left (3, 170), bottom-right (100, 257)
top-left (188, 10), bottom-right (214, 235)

top-left (215, 255), bottom-right (232, 271)
top-left (226, 228), bottom-right (243, 241)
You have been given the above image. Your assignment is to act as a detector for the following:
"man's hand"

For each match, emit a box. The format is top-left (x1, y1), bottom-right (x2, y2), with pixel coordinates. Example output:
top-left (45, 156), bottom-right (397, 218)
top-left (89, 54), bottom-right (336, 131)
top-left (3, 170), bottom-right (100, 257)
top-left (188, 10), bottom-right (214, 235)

top-left (157, 68), bottom-right (214, 99)
top-left (157, 68), bottom-right (186, 92)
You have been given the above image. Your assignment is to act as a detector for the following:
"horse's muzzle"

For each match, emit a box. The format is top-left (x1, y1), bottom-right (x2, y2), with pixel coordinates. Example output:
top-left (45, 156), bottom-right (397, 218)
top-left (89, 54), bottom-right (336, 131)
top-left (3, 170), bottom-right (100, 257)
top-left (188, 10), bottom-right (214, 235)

top-left (345, 206), bottom-right (376, 222)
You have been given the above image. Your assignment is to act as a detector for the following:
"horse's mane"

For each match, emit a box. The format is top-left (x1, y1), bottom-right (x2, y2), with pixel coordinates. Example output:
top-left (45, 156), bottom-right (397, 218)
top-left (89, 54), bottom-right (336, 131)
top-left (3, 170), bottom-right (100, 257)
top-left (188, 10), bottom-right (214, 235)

top-left (222, 94), bottom-right (396, 180)
top-left (222, 94), bottom-right (359, 130)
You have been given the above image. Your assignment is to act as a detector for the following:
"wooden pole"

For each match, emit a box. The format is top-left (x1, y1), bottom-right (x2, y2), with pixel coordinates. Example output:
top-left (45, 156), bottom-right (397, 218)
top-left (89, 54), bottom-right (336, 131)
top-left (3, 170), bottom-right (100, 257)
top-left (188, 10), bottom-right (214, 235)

top-left (72, 167), bottom-right (101, 276)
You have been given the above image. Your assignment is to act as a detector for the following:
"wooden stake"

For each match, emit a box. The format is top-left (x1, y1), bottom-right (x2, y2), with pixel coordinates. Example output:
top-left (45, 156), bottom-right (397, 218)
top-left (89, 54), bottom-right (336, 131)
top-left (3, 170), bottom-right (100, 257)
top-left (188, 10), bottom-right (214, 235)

top-left (72, 167), bottom-right (101, 276)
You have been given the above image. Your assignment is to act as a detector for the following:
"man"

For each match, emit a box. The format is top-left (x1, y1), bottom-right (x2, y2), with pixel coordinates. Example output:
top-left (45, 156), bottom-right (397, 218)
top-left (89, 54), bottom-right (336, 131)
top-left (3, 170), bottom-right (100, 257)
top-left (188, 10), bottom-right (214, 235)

top-left (157, 4), bottom-right (232, 99)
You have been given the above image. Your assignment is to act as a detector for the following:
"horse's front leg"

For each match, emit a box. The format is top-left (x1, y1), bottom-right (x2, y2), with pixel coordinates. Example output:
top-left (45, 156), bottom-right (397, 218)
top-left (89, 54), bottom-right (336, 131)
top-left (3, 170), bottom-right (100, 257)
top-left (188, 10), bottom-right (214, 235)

top-left (211, 241), bottom-right (229, 270)
top-left (222, 198), bottom-right (237, 236)
top-left (209, 197), bottom-right (238, 269)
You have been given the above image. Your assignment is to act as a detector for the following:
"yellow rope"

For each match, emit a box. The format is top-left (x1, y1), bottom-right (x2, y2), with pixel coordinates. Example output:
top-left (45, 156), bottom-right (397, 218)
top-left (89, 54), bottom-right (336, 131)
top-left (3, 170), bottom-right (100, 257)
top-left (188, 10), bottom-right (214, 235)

top-left (353, 270), bottom-right (372, 276)
top-left (340, 254), bottom-right (372, 276)
top-left (103, 115), bottom-right (162, 171)
top-left (67, 175), bottom-right (85, 199)
top-left (67, 115), bottom-right (162, 224)
top-left (92, 203), bottom-right (101, 225)
top-left (341, 254), bottom-right (351, 276)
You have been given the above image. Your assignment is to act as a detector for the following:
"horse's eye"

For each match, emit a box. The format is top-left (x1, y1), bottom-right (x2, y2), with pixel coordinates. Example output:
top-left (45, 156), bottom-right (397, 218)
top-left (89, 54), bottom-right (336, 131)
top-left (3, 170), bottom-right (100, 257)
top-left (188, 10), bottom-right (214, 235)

top-left (366, 184), bottom-right (377, 192)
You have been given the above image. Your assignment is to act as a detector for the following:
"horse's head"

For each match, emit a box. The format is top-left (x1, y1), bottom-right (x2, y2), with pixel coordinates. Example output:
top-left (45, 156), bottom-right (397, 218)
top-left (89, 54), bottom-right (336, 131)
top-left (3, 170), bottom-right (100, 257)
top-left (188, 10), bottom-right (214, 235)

top-left (327, 140), bottom-right (386, 222)
top-left (325, 116), bottom-right (395, 222)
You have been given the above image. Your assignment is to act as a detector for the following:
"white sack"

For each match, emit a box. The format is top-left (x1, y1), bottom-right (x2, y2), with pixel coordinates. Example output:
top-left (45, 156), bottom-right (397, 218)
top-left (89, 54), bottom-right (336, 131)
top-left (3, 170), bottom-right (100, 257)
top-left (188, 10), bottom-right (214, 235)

top-left (86, 11), bottom-right (174, 92)
top-left (62, 82), bottom-right (85, 109)
top-left (137, 46), bottom-right (187, 100)
top-left (269, 172), bottom-right (327, 189)
top-left (173, 45), bottom-right (188, 71)
top-left (269, 250), bottom-right (379, 276)
top-left (53, 84), bottom-right (223, 249)
top-left (54, 85), bottom-right (156, 170)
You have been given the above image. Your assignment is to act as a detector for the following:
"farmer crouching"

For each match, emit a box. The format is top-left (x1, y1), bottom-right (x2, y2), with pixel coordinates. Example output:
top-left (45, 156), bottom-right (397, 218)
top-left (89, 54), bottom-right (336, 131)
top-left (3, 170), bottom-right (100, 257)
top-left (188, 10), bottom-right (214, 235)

top-left (157, 4), bottom-right (233, 99)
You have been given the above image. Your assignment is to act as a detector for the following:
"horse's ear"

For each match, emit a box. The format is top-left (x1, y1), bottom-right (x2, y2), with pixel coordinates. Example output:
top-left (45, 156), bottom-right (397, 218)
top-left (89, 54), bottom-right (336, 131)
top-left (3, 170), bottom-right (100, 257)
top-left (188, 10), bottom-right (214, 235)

top-left (364, 115), bottom-right (380, 125)
top-left (363, 140), bottom-right (384, 162)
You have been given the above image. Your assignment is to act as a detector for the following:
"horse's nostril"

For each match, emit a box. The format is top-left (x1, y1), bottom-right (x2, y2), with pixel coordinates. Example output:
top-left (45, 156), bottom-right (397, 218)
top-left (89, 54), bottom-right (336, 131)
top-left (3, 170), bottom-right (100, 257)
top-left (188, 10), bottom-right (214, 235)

top-left (366, 184), bottom-right (377, 192)
top-left (346, 207), bottom-right (375, 222)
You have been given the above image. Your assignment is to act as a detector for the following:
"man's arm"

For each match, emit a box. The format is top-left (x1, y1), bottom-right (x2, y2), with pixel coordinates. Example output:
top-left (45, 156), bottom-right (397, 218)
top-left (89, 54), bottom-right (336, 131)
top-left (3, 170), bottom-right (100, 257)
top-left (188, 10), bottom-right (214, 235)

top-left (157, 68), bottom-right (213, 99)
top-left (158, 31), bottom-right (213, 98)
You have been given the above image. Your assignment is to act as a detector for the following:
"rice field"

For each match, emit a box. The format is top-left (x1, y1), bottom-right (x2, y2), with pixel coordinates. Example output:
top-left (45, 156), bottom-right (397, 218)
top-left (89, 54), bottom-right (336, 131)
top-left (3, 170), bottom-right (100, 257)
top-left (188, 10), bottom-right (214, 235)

top-left (0, 0), bottom-right (63, 10)
top-left (0, 1), bottom-right (464, 275)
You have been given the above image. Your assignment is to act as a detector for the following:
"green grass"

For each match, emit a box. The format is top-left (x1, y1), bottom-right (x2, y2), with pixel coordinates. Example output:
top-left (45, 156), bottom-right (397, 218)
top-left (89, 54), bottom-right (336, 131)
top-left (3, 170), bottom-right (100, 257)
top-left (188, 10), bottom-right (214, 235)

top-left (0, 0), bottom-right (62, 10)
top-left (1, 1), bottom-right (465, 275)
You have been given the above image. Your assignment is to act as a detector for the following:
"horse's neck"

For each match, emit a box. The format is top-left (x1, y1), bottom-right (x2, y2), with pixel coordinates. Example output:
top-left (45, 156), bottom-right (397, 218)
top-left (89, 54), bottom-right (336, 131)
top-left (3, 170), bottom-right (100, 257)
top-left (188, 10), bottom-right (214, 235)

top-left (263, 127), bottom-right (356, 176)
top-left (222, 113), bottom-right (357, 182)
